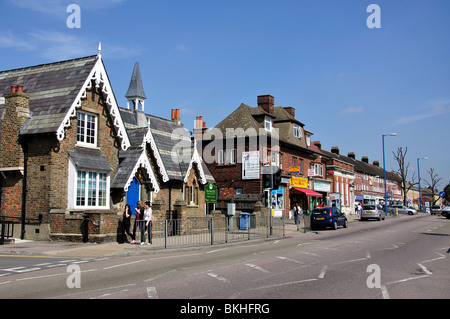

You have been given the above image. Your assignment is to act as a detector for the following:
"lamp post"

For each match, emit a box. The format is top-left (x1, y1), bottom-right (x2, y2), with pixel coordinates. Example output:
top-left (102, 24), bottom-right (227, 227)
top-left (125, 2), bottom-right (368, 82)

top-left (382, 133), bottom-right (397, 216)
top-left (417, 157), bottom-right (429, 212)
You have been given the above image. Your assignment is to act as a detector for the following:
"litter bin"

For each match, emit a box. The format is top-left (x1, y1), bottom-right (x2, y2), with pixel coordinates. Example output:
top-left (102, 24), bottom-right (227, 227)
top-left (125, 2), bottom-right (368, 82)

top-left (239, 212), bottom-right (250, 230)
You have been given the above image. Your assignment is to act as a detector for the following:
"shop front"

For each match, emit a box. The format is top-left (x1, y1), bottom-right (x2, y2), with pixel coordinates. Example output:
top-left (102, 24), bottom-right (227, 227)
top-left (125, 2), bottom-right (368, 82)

top-left (289, 177), bottom-right (323, 214)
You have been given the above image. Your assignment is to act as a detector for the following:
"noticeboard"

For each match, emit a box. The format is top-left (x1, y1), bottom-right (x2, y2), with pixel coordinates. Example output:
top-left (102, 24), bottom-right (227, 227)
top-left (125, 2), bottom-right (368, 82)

top-left (205, 182), bottom-right (217, 203)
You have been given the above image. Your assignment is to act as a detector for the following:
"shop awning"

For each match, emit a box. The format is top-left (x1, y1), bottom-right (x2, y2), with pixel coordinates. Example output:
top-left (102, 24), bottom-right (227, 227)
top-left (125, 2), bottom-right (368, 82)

top-left (291, 187), bottom-right (323, 197)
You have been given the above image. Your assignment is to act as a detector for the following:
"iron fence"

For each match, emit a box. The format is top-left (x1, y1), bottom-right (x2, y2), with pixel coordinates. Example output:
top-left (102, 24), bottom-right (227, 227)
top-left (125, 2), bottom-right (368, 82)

top-left (132, 215), bottom-right (285, 249)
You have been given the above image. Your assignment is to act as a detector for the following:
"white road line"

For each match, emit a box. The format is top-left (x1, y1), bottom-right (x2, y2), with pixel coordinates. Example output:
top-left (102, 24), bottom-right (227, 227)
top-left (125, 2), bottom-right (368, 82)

top-left (417, 263), bottom-right (433, 275)
top-left (386, 274), bottom-right (430, 285)
top-left (103, 259), bottom-right (145, 270)
top-left (145, 269), bottom-right (176, 282)
top-left (318, 266), bottom-right (327, 279)
top-left (251, 278), bottom-right (318, 290)
top-left (380, 285), bottom-right (390, 299)
top-left (276, 256), bottom-right (304, 264)
top-left (245, 263), bottom-right (270, 273)
top-left (207, 272), bottom-right (230, 283)
top-left (297, 251), bottom-right (320, 257)
top-left (147, 287), bottom-right (159, 299)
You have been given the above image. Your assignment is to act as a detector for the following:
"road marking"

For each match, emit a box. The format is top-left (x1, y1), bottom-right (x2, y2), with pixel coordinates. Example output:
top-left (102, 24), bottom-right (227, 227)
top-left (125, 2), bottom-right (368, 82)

top-left (417, 263), bottom-right (433, 275)
top-left (245, 263), bottom-right (270, 273)
top-left (251, 278), bottom-right (318, 290)
top-left (207, 272), bottom-right (230, 283)
top-left (386, 274), bottom-right (430, 285)
top-left (103, 259), bottom-right (145, 270)
top-left (297, 251), bottom-right (320, 257)
top-left (380, 285), bottom-right (390, 299)
top-left (147, 287), bottom-right (158, 299)
top-left (318, 266), bottom-right (327, 279)
top-left (276, 256), bottom-right (304, 264)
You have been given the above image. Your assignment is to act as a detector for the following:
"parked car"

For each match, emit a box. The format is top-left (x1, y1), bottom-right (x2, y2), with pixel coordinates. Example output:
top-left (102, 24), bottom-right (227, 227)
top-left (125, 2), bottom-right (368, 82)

top-left (390, 205), bottom-right (418, 215)
top-left (361, 204), bottom-right (385, 221)
top-left (311, 207), bottom-right (348, 230)
top-left (431, 205), bottom-right (442, 215)
top-left (442, 206), bottom-right (450, 219)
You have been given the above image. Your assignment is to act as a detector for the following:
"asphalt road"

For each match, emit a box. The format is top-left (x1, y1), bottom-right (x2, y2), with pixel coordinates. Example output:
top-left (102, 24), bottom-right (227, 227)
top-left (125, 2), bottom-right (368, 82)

top-left (0, 214), bottom-right (448, 302)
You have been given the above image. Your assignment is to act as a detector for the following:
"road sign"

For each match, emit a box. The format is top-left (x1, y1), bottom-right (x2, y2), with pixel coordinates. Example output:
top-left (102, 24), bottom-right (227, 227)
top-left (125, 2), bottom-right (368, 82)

top-left (439, 191), bottom-right (445, 198)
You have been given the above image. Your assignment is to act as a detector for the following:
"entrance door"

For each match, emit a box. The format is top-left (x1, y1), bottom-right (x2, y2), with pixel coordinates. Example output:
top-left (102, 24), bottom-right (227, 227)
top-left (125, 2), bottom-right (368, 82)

top-left (127, 177), bottom-right (140, 215)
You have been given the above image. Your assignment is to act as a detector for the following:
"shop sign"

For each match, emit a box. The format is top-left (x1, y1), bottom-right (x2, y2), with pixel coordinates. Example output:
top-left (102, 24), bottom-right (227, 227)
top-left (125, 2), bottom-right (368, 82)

top-left (313, 180), bottom-right (331, 192)
top-left (290, 176), bottom-right (308, 188)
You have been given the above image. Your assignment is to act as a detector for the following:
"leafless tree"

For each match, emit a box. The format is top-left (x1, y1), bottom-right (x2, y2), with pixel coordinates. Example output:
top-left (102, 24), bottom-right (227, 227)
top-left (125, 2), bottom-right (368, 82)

top-left (392, 146), bottom-right (418, 205)
top-left (424, 168), bottom-right (442, 205)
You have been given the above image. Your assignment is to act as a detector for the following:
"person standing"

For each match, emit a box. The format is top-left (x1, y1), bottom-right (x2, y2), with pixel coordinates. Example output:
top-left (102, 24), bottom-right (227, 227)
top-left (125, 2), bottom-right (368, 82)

top-left (131, 201), bottom-right (143, 244)
top-left (140, 201), bottom-right (153, 245)
top-left (121, 204), bottom-right (134, 243)
top-left (293, 203), bottom-right (299, 225)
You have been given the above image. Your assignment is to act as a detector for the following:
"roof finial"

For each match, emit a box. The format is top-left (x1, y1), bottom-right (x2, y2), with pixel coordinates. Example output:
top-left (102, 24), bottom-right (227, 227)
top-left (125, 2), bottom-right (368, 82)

top-left (97, 41), bottom-right (102, 58)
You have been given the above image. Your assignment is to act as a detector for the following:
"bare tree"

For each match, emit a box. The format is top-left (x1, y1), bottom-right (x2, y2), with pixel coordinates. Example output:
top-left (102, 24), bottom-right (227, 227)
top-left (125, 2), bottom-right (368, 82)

top-left (424, 168), bottom-right (442, 205)
top-left (392, 146), bottom-right (418, 205)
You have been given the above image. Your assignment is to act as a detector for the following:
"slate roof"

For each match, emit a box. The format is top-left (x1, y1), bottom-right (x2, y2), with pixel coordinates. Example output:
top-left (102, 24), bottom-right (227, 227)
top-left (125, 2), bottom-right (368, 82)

top-left (111, 150), bottom-right (145, 189)
top-left (68, 147), bottom-right (112, 172)
top-left (0, 55), bottom-right (98, 135)
top-left (119, 108), bottom-right (214, 184)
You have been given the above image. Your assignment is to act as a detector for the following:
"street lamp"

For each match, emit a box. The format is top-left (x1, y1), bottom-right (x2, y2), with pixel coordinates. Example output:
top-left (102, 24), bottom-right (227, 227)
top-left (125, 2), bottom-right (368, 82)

top-left (382, 133), bottom-right (397, 216)
top-left (417, 156), bottom-right (429, 212)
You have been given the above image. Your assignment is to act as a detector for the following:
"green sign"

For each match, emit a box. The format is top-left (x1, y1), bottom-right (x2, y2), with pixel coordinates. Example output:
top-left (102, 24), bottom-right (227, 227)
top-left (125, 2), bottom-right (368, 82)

top-left (205, 182), bottom-right (217, 203)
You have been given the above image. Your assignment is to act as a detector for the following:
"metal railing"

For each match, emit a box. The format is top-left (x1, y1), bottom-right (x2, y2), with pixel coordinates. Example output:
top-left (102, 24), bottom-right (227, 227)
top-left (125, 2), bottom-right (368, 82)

top-left (131, 215), bottom-right (285, 249)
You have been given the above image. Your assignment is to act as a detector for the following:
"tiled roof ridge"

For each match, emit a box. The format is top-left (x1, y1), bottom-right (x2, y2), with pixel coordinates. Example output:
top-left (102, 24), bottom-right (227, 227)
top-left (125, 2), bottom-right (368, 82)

top-left (0, 55), bottom-right (97, 75)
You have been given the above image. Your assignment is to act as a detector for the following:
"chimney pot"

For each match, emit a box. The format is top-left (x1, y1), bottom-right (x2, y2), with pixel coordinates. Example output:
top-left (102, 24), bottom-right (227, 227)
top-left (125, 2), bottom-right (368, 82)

top-left (171, 109), bottom-right (175, 120)
top-left (10, 85), bottom-right (17, 93)
top-left (16, 85), bottom-right (23, 93)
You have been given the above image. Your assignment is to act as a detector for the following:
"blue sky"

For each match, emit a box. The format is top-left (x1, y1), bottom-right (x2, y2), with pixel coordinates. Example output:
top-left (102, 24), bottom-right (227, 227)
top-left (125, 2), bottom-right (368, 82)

top-left (1, 0), bottom-right (449, 189)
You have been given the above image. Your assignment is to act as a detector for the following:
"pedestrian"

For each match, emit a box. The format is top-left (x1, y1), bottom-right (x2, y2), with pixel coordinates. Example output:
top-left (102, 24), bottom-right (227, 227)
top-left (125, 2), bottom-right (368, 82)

top-left (357, 202), bottom-right (362, 218)
top-left (121, 204), bottom-right (135, 243)
top-left (293, 203), bottom-right (299, 225)
top-left (131, 201), bottom-right (144, 244)
top-left (140, 201), bottom-right (153, 245)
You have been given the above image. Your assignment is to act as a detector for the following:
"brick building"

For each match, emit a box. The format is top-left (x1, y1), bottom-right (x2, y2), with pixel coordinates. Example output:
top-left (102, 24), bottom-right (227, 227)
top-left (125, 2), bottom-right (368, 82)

top-left (197, 95), bottom-right (328, 218)
top-left (0, 53), bottom-right (213, 242)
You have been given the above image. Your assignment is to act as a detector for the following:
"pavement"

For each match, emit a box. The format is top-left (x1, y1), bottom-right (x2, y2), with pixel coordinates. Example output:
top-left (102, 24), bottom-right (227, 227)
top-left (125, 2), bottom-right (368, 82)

top-left (0, 214), bottom-right (363, 258)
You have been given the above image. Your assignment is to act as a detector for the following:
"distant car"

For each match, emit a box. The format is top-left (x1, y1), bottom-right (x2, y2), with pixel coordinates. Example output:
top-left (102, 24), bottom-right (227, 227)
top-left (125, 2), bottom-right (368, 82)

top-left (311, 207), bottom-right (348, 230)
top-left (361, 204), bottom-right (385, 221)
top-left (431, 205), bottom-right (442, 215)
top-left (442, 206), bottom-right (450, 219)
top-left (390, 205), bottom-right (418, 215)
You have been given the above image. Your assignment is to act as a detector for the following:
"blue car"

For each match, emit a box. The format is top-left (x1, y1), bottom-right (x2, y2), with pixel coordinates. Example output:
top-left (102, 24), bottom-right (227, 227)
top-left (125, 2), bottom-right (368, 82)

top-left (310, 207), bottom-right (348, 230)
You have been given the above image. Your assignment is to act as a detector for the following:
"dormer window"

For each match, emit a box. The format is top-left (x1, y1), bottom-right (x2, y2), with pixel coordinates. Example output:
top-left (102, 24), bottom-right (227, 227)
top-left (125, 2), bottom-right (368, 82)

top-left (264, 116), bottom-right (272, 132)
top-left (293, 124), bottom-right (302, 138)
top-left (77, 112), bottom-right (97, 146)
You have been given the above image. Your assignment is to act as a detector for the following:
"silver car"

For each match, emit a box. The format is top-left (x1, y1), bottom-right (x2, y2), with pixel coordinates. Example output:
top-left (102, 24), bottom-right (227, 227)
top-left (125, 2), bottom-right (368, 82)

top-left (361, 204), bottom-right (385, 221)
top-left (391, 205), bottom-right (418, 215)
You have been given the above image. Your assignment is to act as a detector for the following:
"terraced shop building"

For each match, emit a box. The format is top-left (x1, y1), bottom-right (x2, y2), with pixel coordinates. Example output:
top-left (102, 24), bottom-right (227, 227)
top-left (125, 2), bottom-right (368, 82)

top-left (0, 52), bottom-right (213, 242)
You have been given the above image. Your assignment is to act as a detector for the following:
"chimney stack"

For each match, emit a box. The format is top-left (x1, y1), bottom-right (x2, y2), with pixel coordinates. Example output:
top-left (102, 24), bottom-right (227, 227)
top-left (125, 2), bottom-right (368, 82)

top-left (373, 161), bottom-right (380, 167)
top-left (331, 147), bottom-right (340, 155)
top-left (1, 85), bottom-right (30, 167)
top-left (362, 156), bottom-right (369, 164)
top-left (283, 106), bottom-right (295, 117)
top-left (348, 152), bottom-right (355, 159)
top-left (313, 141), bottom-right (321, 150)
top-left (257, 95), bottom-right (274, 115)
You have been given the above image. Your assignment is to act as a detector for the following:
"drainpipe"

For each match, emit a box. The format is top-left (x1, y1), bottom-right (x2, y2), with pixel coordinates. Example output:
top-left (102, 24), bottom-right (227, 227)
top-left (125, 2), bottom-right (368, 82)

top-left (20, 136), bottom-right (28, 240)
